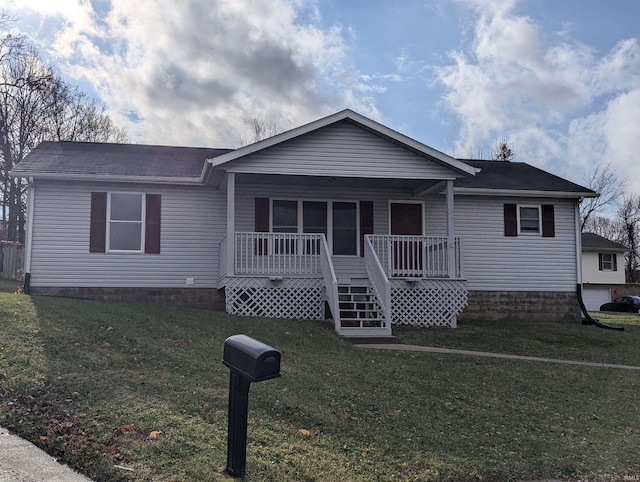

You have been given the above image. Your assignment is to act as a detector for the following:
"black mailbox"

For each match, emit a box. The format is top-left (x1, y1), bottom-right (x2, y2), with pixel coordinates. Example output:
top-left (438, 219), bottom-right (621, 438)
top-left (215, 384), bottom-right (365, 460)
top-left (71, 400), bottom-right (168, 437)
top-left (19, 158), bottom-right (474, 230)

top-left (222, 334), bottom-right (282, 478)
top-left (222, 334), bottom-right (281, 382)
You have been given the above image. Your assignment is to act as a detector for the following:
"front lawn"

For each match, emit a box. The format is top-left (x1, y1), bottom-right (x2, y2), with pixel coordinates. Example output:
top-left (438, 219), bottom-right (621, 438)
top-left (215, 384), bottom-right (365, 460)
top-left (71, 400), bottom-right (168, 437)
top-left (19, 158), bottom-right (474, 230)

top-left (0, 293), bottom-right (639, 481)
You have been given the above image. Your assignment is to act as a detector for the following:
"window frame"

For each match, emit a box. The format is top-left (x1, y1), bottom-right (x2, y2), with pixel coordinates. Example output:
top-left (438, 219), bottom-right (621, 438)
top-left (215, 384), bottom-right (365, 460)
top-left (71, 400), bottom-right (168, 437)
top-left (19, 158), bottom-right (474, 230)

top-left (106, 192), bottom-right (146, 253)
top-left (599, 252), bottom-right (617, 271)
top-left (517, 204), bottom-right (542, 235)
top-left (269, 198), bottom-right (360, 256)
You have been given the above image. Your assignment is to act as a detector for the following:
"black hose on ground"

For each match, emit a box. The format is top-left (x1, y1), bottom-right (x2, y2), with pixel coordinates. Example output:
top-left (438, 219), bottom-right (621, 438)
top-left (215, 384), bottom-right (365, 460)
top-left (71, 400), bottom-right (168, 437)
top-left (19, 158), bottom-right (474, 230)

top-left (576, 284), bottom-right (624, 331)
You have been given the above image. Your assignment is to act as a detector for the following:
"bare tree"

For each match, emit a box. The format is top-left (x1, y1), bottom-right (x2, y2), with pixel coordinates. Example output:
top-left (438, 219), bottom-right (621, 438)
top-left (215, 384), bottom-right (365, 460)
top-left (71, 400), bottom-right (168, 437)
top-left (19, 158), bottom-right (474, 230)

top-left (580, 163), bottom-right (627, 232)
top-left (491, 137), bottom-right (515, 162)
top-left (0, 22), bottom-right (126, 242)
top-left (582, 215), bottom-right (623, 242)
top-left (617, 195), bottom-right (640, 282)
top-left (239, 117), bottom-right (285, 146)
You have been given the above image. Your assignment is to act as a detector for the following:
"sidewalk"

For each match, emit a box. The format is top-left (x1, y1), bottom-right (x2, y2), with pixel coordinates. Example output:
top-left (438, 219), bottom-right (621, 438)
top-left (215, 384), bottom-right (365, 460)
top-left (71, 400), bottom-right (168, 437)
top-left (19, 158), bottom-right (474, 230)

top-left (357, 344), bottom-right (640, 370)
top-left (0, 426), bottom-right (91, 482)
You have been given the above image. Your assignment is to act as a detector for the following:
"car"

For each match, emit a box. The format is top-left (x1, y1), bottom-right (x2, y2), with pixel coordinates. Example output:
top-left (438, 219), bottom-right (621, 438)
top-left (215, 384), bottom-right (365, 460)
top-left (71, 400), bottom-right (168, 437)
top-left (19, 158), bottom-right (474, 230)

top-left (599, 296), bottom-right (640, 313)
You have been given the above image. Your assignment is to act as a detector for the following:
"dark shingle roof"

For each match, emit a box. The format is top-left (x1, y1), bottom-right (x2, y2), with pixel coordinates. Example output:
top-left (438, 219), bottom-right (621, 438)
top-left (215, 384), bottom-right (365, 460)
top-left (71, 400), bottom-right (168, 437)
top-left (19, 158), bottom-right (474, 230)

top-left (456, 160), bottom-right (595, 195)
top-left (12, 141), bottom-right (232, 181)
top-left (582, 233), bottom-right (629, 252)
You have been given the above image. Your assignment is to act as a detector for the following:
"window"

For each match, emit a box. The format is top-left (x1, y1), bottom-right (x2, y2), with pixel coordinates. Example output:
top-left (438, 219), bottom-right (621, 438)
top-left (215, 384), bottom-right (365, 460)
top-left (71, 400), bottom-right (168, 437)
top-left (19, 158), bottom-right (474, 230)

top-left (90, 192), bottom-right (161, 254)
top-left (333, 202), bottom-right (357, 255)
top-left (599, 253), bottom-right (617, 271)
top-left (504, 204), bottom-right (555, 237)
top-left (264, 199), bottom-right (359, 255)
top-left (108, 193), bottom-right (144, 251)
top-left (518, 206), bottom-right (541, 234)
top-left (272, 200), bottom-right (298, 233)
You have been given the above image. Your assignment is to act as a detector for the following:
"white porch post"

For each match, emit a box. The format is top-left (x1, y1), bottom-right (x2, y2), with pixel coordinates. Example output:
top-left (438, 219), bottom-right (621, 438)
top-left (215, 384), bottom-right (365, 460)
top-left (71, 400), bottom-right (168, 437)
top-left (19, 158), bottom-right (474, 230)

top-left (226, 172), bottom-right (235, 277)
top-left (445, 180), bottom-right (457, 327)
top-left (446, 179), bottom-right (455, 274)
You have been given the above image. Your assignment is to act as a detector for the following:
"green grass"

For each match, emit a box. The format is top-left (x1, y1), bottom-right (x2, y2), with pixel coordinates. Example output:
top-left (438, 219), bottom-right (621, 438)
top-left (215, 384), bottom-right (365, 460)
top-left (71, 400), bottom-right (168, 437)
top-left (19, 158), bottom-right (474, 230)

top-left (0, 278), bottom-right (20, 293)
top-left (1, 293), bottom-right (639, 481)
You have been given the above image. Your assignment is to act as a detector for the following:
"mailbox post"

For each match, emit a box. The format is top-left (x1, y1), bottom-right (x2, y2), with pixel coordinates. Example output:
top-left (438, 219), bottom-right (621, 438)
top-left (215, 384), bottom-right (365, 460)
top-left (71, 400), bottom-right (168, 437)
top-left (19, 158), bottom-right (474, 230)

top-left (222, 334), bottom-right (281, 478)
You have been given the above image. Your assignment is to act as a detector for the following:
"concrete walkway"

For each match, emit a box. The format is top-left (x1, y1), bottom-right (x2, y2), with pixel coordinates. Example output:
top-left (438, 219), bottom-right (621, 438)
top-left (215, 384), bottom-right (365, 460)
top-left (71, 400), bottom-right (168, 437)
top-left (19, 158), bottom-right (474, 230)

top-left (357, 344), bottom-right (640, 370)
top-left (0, 426), bottom-right (91, 482)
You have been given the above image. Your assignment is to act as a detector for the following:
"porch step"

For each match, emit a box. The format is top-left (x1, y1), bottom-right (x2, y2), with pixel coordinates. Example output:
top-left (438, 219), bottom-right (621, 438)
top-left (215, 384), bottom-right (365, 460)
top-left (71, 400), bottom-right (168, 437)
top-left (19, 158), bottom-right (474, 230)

top-left (337, 284), bottom-right (384, 328)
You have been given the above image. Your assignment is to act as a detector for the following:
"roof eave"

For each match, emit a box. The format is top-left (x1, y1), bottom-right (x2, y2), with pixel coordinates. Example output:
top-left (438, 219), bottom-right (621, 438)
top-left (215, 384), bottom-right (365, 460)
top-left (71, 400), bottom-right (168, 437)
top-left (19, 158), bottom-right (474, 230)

top-left (9, 171), bottom-right (205, 185)
top-left (454, 187), bottom-right (598, 198)
top-left (582, 246), bottom-right (630, 253)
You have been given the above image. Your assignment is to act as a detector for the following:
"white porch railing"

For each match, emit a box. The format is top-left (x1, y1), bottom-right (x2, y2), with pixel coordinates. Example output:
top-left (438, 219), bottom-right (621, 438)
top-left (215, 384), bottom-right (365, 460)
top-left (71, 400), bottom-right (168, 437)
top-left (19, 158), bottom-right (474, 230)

top-left (319, 235), bottom-right (340, 329)
top-left (234, 232), bottom-right (323, 276)
top-left (367, 235), bottom-right (463, 279)
top-left (364, 236), bottom-right (391, 330)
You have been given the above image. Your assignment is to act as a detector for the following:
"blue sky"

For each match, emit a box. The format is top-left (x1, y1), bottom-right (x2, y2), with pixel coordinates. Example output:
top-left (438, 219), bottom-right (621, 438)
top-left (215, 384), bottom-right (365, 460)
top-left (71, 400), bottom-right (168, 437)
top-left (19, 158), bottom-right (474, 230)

top-left (2, 0), bottom-right (640, 192)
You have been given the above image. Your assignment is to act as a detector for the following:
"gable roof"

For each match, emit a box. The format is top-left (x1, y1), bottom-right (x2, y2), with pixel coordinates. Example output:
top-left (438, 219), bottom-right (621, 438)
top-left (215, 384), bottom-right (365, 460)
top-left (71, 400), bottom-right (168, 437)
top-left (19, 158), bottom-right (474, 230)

top-left (581, 232), bottom-right (629, 252)
top-left (208, 109), bottom-right (479, 177)
top-left (455, 159), bottom-right (597, 198)
top-left (10, 141), bottom-right (232, 184)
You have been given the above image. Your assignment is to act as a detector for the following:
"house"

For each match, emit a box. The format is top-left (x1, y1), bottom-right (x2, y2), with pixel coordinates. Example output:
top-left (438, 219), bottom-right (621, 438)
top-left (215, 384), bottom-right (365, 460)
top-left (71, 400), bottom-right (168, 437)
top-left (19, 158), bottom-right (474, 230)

top-left (581, 232), bottom-right (629, 311)
top-left (10, 110), bottom-right (597, 338)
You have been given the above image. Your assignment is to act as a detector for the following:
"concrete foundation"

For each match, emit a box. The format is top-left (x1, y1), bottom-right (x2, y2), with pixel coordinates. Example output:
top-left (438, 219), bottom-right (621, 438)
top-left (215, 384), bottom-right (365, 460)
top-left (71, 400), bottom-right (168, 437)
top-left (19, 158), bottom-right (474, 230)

top-left (29, 286), bottom-right (226, 311)
top-left (460, 290), bottom-right (581, 323)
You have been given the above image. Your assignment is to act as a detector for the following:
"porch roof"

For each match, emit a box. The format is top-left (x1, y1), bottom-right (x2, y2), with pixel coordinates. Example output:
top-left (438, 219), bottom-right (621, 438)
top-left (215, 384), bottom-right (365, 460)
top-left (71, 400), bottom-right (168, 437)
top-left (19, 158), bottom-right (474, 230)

top-left (207, 109), bottom-right (479, 177)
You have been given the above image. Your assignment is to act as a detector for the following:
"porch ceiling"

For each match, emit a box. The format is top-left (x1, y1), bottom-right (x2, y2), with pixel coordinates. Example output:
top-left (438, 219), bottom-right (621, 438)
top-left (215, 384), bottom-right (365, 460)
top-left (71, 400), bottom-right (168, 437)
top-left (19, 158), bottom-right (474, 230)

top-left (234, 172), bottom-right (443, 193)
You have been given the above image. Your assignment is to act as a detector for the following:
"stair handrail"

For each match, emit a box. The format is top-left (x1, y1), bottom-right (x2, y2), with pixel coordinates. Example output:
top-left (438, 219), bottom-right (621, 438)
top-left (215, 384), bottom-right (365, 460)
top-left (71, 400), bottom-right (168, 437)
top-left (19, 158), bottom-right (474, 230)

top-left (364, 235), bottom-right (391, 331)
top-left (319, 235), bottom-right (340, 330)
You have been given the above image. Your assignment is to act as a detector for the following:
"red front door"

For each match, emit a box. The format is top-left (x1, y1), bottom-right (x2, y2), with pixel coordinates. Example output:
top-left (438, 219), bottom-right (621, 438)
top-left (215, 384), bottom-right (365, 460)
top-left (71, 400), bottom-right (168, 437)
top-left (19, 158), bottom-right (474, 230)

top-left (390, 203), bottom-right (424, 277)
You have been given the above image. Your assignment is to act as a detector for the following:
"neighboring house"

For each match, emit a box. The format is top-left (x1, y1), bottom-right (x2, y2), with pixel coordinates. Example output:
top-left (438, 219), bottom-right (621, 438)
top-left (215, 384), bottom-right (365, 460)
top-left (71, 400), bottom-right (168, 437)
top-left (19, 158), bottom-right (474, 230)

top-left (10, 110), bottom-right (596, 338)
top-left (581, 232), bottom-right (629, 311)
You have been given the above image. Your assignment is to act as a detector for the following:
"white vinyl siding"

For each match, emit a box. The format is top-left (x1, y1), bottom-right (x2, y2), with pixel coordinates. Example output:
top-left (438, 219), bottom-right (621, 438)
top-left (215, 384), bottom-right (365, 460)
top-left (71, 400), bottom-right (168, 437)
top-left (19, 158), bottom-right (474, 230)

top-left (581, 251), bottom-right (626, 284)
top-left (225, 121), bottom-right (458, 180)
top-left (425, 194), bottom-right (579, 291)
top-left (29, 180), bottom-right (225, 288)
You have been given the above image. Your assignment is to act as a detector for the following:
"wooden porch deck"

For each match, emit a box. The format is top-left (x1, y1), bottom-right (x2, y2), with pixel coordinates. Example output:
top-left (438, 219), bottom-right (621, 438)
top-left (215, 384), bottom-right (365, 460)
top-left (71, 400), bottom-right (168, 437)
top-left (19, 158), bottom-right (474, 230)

top-left (220, 233), bottom-right (468, 335)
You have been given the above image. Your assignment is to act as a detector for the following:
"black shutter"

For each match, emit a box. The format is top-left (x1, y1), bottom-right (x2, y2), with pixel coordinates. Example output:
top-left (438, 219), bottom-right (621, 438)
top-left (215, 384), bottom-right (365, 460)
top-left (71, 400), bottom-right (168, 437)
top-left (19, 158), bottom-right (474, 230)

top-left (359, 201), bottom-right (374, 256)
top-left (613, 254), bottom-right (618, 271)
top-left (598, 253), bottom-right (604, 271)
top-left (90, 192), bottom-right (107, 253)
top-left (504, 204), bottom-right (517, 237)
top-left (255, 198), bottom-right (270, 255)
top-left (542, 204), bottom-right (555, 237)
top-left (145, 194), bottom-right (161, 254)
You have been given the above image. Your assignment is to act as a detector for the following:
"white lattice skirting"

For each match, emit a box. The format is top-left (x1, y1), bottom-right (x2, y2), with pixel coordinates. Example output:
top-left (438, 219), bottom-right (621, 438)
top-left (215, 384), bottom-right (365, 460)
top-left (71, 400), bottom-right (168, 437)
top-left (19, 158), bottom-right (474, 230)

top-left (391, 279), bottom-right (468, 327)
top-left (224, 277), bottom-right (324, 320)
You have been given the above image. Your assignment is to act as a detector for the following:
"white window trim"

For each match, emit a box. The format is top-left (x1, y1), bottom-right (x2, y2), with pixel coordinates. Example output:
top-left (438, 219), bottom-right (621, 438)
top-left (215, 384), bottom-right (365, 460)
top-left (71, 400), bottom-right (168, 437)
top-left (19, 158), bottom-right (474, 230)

top-left (269, 198), bottom-right (360, 256)
top-left (600, 253), bottom-right (616, 271)
top-left (106, 192), bottom-right (146, 253)
top-left (517, 204), bottom-right (541, 236)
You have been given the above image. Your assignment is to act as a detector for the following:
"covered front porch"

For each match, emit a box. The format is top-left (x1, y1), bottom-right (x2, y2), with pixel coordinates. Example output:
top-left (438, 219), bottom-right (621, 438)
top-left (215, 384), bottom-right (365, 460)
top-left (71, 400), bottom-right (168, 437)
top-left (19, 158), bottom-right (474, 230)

top-left (206, 111), bottom-right (477, 337)
top-left (219, 227), bottom-right (468, 337)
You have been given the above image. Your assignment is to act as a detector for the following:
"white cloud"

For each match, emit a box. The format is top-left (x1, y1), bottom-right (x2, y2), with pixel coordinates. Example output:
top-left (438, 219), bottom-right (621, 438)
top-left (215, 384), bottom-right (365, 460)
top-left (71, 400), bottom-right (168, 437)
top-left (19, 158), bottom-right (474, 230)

top-left (434, 0), bottom-right (640, 188)
top-left (7, 0), bottom-right (379, 146)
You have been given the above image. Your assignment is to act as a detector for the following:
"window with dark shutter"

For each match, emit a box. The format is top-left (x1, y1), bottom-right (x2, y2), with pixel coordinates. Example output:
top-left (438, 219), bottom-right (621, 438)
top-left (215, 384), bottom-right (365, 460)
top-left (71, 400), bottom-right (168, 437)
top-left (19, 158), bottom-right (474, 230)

top-left (145, 194), bottom-right (161, 254)
top-left (599, 253), bottom-right (616, 271)
top-left (504, 204), bottom-right (517, 236)
top-left (360, 201), bottom-right (374, 256)
top-left (541, 204), bottom-right (555, 237)
top-left (90, 191), bottom-right (161, 254)
top-left (90, 192), bottom-right (107, 253)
